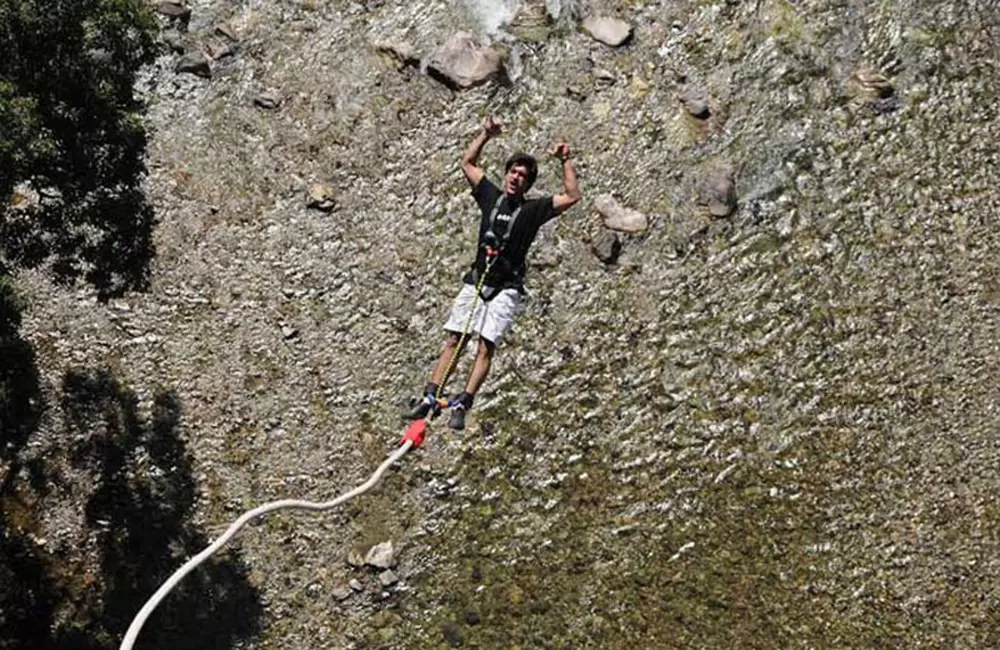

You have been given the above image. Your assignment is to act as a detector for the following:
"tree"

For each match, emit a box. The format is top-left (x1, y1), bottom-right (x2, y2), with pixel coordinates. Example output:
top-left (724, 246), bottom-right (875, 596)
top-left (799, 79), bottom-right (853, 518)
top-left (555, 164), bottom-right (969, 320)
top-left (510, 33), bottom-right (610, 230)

top-left (0, 0), bottom-right (159, 299)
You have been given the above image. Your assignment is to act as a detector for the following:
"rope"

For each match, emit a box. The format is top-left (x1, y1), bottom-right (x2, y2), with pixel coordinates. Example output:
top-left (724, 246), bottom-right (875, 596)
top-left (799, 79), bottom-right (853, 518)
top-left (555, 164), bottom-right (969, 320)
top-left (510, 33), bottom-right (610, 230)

top-left (120, 249), bottom-right (501, 649)
top-left (118, 441), bottom-right (415, 650)
top-left (433, 254), bottom-right (496, 403)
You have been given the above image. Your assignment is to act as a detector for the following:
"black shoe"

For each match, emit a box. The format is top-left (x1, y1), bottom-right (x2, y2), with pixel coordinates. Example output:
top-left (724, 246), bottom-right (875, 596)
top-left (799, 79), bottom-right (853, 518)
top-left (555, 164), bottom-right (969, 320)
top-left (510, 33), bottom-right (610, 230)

top-left (405, 395), bottom-right (434, 420)
top-left (448, 405), bottom-right (467, 430)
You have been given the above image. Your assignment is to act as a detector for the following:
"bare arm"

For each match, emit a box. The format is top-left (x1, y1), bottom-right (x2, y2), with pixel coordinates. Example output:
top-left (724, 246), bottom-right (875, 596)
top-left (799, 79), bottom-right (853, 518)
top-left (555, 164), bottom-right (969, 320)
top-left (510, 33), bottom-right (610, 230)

top-left (461, 116), bottom-right (502, 188)
top-left (549, 141), bottom-right (581, 215)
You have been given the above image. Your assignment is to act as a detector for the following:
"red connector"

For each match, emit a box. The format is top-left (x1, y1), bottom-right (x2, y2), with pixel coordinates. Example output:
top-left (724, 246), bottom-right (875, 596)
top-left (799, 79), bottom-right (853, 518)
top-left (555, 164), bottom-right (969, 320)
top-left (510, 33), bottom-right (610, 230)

top-left (401, 420), bottom-right (426, 448)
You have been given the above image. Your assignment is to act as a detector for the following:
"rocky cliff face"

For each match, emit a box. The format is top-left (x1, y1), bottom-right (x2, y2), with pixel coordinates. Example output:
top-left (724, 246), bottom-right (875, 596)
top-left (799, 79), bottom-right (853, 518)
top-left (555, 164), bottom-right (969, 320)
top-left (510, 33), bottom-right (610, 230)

top-left (11, 0), bottom-right (1000, 647)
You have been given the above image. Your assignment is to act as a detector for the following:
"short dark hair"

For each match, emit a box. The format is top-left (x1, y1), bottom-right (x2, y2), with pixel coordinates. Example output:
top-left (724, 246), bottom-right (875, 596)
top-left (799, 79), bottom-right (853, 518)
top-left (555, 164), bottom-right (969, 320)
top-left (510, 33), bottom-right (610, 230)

top-left (505, 152), bottom-right (538, 190)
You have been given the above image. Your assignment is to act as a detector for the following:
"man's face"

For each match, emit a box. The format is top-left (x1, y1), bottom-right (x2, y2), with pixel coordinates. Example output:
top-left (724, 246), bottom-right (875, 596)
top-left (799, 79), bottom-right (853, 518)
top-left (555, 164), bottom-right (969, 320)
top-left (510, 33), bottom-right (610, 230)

top-left (504, 163), bottom-right (530, 197)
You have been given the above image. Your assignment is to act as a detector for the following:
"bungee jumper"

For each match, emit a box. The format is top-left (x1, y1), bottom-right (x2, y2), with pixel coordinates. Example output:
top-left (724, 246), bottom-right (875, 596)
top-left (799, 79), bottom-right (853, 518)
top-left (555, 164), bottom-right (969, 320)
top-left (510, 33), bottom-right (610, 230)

top-left (405, 116), bottom-right (582, 430)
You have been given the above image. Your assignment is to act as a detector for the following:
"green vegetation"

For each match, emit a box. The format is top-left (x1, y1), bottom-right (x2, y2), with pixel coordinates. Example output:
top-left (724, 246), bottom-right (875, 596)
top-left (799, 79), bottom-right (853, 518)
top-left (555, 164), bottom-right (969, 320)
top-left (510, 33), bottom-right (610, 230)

top-left (0, 0), bottom-right (158, 298)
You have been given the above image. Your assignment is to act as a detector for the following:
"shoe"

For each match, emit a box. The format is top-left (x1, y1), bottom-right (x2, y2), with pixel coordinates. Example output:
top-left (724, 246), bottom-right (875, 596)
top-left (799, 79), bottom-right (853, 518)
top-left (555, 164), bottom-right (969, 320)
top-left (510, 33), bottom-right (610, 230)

top-left (448, 404), bottom-right (467, 430)
top-left (405, 395), bottom-right (435, 420)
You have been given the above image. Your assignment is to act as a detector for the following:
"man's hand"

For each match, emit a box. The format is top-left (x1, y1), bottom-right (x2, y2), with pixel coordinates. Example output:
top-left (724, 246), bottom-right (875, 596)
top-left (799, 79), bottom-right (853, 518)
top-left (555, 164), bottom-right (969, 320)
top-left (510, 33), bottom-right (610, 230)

top-left (484, 116), bottom-right (503, 138)
top-left (548, 140), bottom-right (571, 162)
top-left (549, 139), bottom-right (580, 215)
top-left (463, 117), bottom-right (501, 188)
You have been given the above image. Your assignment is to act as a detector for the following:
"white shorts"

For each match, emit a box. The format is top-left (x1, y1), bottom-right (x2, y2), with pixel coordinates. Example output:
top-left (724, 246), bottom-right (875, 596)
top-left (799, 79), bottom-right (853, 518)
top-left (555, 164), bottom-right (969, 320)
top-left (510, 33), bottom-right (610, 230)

top-left (444, 284), bottom-right (521, 346)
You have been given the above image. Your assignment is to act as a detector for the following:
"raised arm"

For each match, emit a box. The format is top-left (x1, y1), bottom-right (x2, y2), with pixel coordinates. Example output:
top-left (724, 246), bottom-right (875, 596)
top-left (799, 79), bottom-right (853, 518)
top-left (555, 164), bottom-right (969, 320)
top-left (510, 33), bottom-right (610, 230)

top-left (549, 141), bottom-right (581, 215)
top-left (461, 116), bottom-right (502, 188)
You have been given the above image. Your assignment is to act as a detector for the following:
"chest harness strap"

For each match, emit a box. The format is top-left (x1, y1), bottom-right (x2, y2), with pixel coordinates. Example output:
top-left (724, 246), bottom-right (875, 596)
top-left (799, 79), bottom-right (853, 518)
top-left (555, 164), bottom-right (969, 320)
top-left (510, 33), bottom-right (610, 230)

top-left (475, 195), bottom-right (523, 301)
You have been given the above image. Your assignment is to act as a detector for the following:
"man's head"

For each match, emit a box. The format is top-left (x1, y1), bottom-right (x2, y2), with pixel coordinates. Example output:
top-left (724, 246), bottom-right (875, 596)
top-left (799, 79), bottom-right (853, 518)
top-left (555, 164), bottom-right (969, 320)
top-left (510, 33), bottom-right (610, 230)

top-left (503, 152), bottom-right (538, 198)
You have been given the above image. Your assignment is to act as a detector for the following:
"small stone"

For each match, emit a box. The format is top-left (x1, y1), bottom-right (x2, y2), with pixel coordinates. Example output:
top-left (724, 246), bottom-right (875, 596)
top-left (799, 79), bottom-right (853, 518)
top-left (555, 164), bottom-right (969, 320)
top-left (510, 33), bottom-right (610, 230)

top-left (424, 32), bottom-right (504, 89)
top-left (175, 51), bottom-right (210, 78)
top-left (331, 584), bottom-right (352, 601)
top-left (566, 85), bottom-right (587, 101)
top-left (581, 16), bottom-right (633, 47)
top-left (281, 326), bottom-right (299, 340)
top-left (156, 1), bottom-right (191, 22)
top-left (374, 39), bottom-right (420, 68)
top-left (346, 549), bottom-right (365, 567)
top-left (306, 183), bottom-right (336, 212)
top-left (215, 22), bottom-right (239, 42)
top-left (700, 165), bottom-right (737, 217)
top-left (593, 68), bottom-right (616, 85)
top-left (591, 229), bottom-right (622, 264)
top-left (204, 39), bottom-right (233, 61)
top-left (349, 578), bottom-right (364, 591)
top-left (851, 65), bottom-right (894, 99)
top-left (593, 194), bottom-right (649, 233)
top-left (254, 91), bottom-right (282, 110)
top-left (682, 87), bottom-right (710, 118)
top-left (161, 31), bottom-right (185, 54)
top-left (364, 540), bottom-right (395, 569)
top-left (509, 1), bottom-right (551, 42)
top-left (378, 569), bottom-right (399, 587)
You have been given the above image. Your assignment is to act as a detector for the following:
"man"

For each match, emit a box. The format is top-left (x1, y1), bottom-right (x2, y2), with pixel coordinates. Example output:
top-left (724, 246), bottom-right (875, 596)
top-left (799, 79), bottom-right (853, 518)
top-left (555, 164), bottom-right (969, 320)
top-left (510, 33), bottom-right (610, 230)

top-left (407, 116), bottom-right (582, 430)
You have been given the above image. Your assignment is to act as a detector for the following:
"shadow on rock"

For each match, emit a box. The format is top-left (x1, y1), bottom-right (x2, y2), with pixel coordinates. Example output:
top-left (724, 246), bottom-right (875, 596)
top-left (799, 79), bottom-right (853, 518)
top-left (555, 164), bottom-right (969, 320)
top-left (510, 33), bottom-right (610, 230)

top-left (1, 369), bottom-right (264, 650)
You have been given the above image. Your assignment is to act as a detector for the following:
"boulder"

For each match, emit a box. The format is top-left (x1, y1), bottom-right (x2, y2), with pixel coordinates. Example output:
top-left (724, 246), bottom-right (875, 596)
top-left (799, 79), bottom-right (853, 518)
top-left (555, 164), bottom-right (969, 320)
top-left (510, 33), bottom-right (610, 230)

top-left (175, 51), bottom-right (210, 78)
top-left (682, 87), bottom-right (710, 118)
top-left (593, 194), bottom-right (649, 233)
top-left (374, 39), bottom-right (420, 68)
top-left (424, 32), bottom-right (504, 89)
top-left (254, 91), bottom-right (282, 110)
top-left (699, 165), bottom-right (737, 217)
top-left (364, 541), bottom-right (395, 569)
top-left (581, 16), bottom-right (633, 47)
top-left (592, 229), bottom-right (622, 264)
top-left (306, 184), bottom-right (336, 212)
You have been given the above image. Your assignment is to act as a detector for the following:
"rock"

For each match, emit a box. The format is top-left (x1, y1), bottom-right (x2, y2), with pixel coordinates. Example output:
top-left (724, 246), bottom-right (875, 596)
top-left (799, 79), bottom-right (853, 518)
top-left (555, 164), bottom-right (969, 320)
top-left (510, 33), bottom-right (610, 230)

top-left (215, 22), bottom-right (239, 42)
top-left (593, 194), bottom-right (649, 233)
top-left (281, 326), bottom-right (299, 340)
top-left (375, 39), bottom-right (420, 68)
top-left (581, 16), bottom-right (633, 47)
top-left (593, 68), bottom-right (617, 85)
top-left (349, 578), bottom-right (364, 591)
top-left (509, 0), bottom-right (550, 42)
top-left (306, 183), bottom-right (336, 211)
top-left (331, 584), bottom-right (352, 601)
top-left (851, 65), bottom-right (894, 99)
top-left (565, 84), bottom-right (587, 101)
top-left (204, 39), bottom-right (233, 61)
top-left (700, 165), bottom-right (737, 217)
top-left (364, 540), bottom-right (395, 569)
top-left (254, 91), bottom-right (282, 110)
top-left (545, 0), bottom-right (564, 21)
top-left (175, 51), bottom-right (210, 78)
top-left (346, 549), bottom-right (365, 568)
top-left (378, 569), bottom-right (399, 587)
top-left (156, 1), bottom-right (191, 22)
top-left (424, 32), bottom-right (504, 89)
top-left (682, 87), bottom-right (710, 118)
top-left (161, 31), bottom-right (185, 54)
top-left (592, 229), bottom-right (622, 264)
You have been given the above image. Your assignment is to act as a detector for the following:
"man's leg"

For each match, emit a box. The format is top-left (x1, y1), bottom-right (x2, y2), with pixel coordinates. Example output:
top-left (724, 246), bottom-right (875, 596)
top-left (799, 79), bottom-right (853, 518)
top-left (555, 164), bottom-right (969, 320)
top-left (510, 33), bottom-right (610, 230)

top-left (406, 332), bottom-right (470, 420)
top-left (431, 332), bottom-right (468, 387)
top-left (465, 337), bottom-right (496, 395)
top-left (448, 337), bottom-right (495, 431)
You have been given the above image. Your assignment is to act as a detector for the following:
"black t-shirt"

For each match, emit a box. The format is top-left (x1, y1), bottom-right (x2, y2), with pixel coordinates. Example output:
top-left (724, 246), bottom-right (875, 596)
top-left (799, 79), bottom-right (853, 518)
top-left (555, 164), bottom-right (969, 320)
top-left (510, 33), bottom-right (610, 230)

top-left (462, 178), bottom-right (556, 291)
